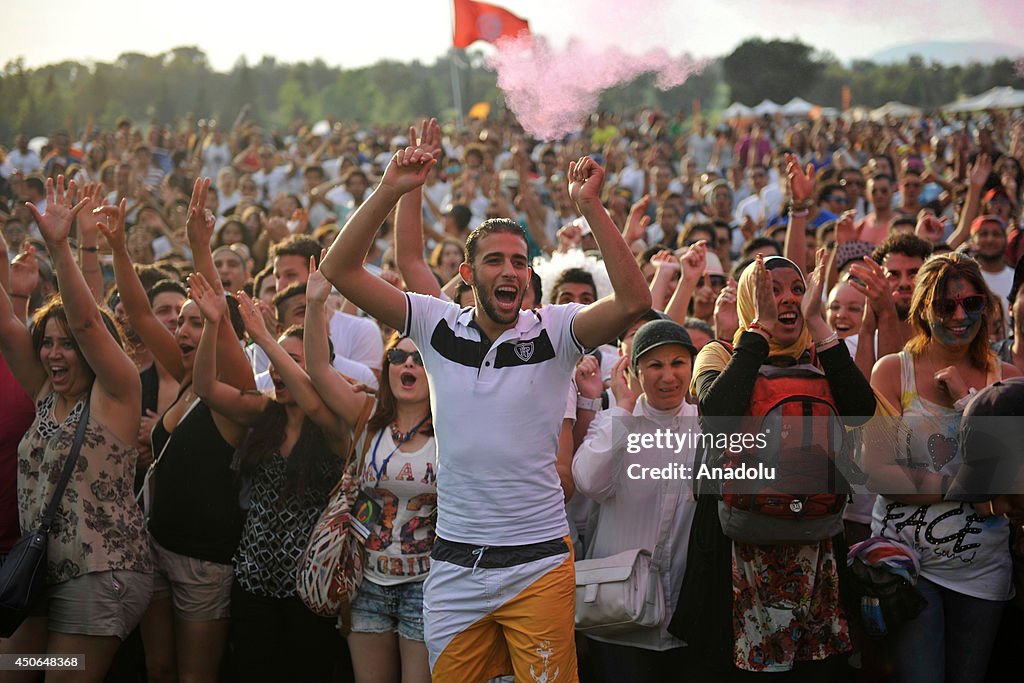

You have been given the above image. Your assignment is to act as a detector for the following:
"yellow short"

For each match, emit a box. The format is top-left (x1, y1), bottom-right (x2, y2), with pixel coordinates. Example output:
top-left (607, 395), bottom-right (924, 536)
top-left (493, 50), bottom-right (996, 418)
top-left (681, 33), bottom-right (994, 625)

top-left (425, 536), bottom-right (578, 682)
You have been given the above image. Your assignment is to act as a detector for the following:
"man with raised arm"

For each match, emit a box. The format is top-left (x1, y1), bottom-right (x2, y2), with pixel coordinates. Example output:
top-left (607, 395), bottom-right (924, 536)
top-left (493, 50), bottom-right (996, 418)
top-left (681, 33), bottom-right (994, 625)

top-left (319, 131), bottom-right (651, 683)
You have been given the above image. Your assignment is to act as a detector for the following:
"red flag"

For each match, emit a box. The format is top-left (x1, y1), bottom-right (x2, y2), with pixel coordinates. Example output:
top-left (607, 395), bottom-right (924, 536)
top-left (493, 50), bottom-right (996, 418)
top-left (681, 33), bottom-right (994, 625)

top-left (453, 0), bottom-right (530, 48)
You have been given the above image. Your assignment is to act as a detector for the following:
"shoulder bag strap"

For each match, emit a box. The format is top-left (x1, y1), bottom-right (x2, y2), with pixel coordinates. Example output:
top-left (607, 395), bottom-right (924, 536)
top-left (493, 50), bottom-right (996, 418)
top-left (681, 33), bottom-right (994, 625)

top-left (136, 396), bottom-right (201, 507)
top-left (327, 395), bottom-right (376, 499)
top-left (39, 397), bottom-right (91, 533)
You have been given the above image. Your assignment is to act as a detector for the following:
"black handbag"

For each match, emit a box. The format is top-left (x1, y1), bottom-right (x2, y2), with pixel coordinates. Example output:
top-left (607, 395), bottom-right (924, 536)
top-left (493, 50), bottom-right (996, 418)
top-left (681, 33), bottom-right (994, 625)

top-left (0, 397), bottom-right (91, 637)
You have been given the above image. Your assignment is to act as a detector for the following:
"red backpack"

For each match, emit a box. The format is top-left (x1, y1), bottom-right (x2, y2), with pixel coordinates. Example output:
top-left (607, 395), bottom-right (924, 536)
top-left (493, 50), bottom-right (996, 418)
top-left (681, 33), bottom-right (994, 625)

top-left (707, 342), bottom-right (848, 544)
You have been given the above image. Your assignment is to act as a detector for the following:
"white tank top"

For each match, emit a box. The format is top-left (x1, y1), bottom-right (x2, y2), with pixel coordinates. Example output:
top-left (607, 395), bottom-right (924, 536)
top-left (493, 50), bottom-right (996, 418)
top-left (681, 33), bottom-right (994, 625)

top-left (871, 352), bottom-right (1012, 600)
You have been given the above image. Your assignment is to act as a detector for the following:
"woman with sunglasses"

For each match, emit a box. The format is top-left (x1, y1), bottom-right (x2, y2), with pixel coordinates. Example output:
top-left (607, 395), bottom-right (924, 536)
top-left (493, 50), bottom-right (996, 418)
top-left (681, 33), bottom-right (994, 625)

top-left (305, 264), bottom-right (435, 683)
top-left (865, 252), bottom-right (1021, 683)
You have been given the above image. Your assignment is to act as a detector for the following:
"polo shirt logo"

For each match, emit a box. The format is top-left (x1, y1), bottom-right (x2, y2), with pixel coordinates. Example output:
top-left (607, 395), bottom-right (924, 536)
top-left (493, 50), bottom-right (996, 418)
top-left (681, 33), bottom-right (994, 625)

top-left (514, 342), bottom-right (535, 362)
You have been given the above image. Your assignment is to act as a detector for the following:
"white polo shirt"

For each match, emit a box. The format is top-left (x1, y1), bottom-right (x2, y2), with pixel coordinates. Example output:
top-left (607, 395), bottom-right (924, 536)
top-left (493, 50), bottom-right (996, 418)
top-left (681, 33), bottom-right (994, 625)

top-left (403, 292), bottom-right (585, 546)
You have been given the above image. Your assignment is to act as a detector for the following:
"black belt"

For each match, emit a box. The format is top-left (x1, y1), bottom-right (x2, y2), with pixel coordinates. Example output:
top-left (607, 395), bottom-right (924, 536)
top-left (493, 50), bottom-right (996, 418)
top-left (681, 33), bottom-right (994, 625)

top-left (431, 536), bottom-right (568, 569)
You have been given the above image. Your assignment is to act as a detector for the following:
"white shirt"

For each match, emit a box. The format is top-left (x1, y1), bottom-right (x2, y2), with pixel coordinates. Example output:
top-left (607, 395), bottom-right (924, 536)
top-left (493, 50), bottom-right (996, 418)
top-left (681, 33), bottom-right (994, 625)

top-left (329, 311), bottom-right (385, 372)
top-left (403, 293), bottom-right (584, 545)
top-left (573, 396), bottom-right (699, 650)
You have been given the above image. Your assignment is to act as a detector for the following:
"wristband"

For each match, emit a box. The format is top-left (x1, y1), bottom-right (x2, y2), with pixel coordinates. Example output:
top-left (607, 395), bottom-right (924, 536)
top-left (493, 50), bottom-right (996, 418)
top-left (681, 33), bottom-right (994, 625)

top-left (576, 395), bottom-right (603, 412)
top-left (814, 331), bottom-right (839, 350)
top-left (953, 387), bottom-right (978, 412)
top-left (79, 245), bottom-right (99, 253)
top-left (789, 209), bottom-right (809, 218)
top-left (747, 321), bottom-right (773, 339)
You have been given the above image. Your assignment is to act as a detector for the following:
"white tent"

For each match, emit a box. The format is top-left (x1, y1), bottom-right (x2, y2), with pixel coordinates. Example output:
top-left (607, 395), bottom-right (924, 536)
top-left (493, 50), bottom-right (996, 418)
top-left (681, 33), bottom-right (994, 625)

top-left (870, 101), bottom-right (923, 120)
top-left (943, 87), bottom-right (1024, 112)
top-left (782, 97), bottom-right (815, 116)
top-left (753, 99), bottom-right (782, 116)
top-left (722, 101), bottom-right (753, 118)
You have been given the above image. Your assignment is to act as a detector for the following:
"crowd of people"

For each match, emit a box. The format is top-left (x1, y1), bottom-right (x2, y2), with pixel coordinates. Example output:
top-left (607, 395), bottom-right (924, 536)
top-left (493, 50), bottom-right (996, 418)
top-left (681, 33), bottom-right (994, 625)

top-left (0, 104), bottom-right (1023, 683)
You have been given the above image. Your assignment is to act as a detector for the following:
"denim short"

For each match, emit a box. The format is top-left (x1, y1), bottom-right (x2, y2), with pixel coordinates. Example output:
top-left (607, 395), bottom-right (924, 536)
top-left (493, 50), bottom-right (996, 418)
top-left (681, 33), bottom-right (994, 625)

top-left (349, 579), bottom-right (425, 641)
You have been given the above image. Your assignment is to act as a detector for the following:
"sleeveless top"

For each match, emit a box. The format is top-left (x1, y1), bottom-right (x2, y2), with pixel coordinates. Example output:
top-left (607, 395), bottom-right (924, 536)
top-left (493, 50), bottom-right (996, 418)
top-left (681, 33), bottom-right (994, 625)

top-left (17, 393), bottom-right (153, 585)
top-left (234, 449), bottom-right (342, 598)
top-left (871, 351), bottom-right (1012, 601)
top-left (357, 429), bottom-right (437, 586)
top-left (149, 397), bottom-right (244, 564)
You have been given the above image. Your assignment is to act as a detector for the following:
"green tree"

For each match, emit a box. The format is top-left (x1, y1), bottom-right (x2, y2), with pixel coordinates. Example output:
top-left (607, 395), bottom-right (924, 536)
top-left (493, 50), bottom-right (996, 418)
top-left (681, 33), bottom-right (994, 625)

top-left (722, 39), bottom-right (824, 105)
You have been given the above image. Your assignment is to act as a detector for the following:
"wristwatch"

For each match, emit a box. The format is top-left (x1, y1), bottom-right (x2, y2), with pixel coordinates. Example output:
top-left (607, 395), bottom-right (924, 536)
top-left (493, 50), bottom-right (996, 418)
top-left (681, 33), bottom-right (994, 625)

top-left (576, 395), bottom-right (603, 412)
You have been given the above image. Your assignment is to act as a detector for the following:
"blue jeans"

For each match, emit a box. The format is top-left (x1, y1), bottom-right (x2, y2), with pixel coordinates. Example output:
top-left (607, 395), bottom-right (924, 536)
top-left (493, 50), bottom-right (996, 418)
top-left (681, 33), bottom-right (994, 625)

top-left (349, 579), bottom-right (425, 641)
top-left (889, 577), bottom-right (1005, 683)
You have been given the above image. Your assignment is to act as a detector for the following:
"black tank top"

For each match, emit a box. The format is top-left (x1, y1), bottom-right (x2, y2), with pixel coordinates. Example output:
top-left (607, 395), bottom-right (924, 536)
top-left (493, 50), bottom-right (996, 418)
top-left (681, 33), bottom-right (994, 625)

top-left (149, 396), bottom-right (243, 564)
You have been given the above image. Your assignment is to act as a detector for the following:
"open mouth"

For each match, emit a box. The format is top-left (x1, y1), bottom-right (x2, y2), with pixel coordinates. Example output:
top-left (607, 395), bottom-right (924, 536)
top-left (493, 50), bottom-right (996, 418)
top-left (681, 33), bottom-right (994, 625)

top-left (399, 371), bottom-right (417, 389)
top-left (50, 366), bottom-right (69, 382)
top-left (778, 311), bottom-right (799, 326)
top-left (273, 379), bottom-right (287, 393)
top-left (179, 344), bottom-right (195, 357)
top-left (834, 322), bottom-right (852, 332)
top-left (494, 285), bottom-right (518, 308)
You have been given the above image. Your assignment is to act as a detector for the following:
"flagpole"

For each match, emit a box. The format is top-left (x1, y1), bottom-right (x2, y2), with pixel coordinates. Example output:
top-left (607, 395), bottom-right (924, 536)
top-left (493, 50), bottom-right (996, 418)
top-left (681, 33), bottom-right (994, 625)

top-left (449, 1), bottom-right (465, 130)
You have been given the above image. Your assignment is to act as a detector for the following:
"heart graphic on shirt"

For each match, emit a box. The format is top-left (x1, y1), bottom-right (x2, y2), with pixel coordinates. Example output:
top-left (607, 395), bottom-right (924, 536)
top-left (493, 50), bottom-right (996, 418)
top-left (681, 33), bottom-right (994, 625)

top-left (927, 434), bottom-right (958, 470)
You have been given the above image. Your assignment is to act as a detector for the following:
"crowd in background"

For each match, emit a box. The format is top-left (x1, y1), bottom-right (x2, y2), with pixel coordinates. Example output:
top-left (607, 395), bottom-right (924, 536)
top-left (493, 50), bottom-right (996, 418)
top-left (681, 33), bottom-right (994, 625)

top-left (1, 104), bottom-right (1024, 682)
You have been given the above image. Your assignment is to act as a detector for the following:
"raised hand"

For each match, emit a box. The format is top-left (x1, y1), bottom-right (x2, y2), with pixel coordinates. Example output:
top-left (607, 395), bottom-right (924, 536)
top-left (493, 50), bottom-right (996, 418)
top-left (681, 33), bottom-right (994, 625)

top-left (306, 254), bottom-right (333, 303)
top-left (915, 214), bottom-right (945, 244)
top-left (413, 118), bottom-right (443, 160)
top-left (235, 290), bottom-right (274, 344)
top-left (847, 256), bottom-right (896, 317)
top-left (187, 272), bottom-right (228, 322)
top-left (968, 154), bottom-right (992, 190)
top-left (714, 278), bottom-right (739, 340)
top-left (801, 247), bottom-right (828, 323)
top-left (651, 249), bottom-right (680, 274)
top-left (76, 182), bottom-right (107, 241)
top-left (380, 145), bottom-right (436, 196)
top-left (575, 354), bottom-right (604, 400)
top-left (609, 355), bottom-right (637, 413)
top-left (624, 195), bottom-right (651, 244)
top-left (186, 177), bottom-right (215, 245)
top-left (786, 153), bottom-right (814, 202)
top-left (568, 156), bottom-right (605, 207)
top-left (27, 175), bottom-right (88, 245)
top-left (556, 223), bottom-right (584, 252)
top-left (96, 199), bottom-right (129, 252)
top-left (679, 240), bottom-right (707, 287)
top-left (751, 254), bottom-right (778, 331)
top-left (9, 245), bottom-right (40, 297)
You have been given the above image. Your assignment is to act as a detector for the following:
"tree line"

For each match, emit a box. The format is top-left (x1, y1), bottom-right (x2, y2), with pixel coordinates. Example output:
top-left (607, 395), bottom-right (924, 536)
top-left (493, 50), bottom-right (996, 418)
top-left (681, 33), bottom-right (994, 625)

top-left (1, 39), bottom-right (1021, 141)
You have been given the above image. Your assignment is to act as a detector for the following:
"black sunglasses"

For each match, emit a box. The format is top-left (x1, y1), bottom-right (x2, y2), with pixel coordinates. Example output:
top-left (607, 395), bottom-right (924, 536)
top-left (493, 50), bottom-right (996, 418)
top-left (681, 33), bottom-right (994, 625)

top-left (387, 348), bottom-right (424, 366)
top-left (933, 295), bottom-right (987, 317)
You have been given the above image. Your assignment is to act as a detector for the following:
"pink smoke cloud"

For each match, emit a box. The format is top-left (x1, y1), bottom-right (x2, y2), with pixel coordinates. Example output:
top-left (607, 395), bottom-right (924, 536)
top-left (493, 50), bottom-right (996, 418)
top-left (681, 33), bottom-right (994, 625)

top-left (489, 34), bottom-right (705, 141)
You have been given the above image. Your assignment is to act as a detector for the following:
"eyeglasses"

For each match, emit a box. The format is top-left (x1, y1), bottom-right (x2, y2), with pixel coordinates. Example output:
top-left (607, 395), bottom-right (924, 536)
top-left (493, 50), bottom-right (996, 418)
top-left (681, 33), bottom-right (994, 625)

top-left (932, 295), bottom-right (987, 317)
top-left (387, 349), bottom-right (423, 366)
top-left (697, 274), bottom-right (727, 290)
top-left (826, 195), bottom-right (848, 205)
top-left (841, 178), bottom-right (866, 187)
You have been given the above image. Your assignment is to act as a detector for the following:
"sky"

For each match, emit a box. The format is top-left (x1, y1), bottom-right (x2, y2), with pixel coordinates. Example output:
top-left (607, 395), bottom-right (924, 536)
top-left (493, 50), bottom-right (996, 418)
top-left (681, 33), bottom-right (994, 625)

top-left (3, 1), bottom-right (1022, 73)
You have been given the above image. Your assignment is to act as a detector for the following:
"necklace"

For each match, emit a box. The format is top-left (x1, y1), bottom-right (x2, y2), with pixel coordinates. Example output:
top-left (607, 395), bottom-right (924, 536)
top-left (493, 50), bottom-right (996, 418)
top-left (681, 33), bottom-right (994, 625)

top-left (389, 417), bottom-right (429, 443)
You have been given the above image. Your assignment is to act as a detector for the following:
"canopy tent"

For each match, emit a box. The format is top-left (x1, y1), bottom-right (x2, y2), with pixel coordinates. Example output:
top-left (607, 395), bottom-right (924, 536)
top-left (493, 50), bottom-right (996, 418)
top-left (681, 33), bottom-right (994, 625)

top-left (870, 101), bottom-right (923, 120)
top-left (781, 97), bottom-right (815, 116)
top-left (943, 87), bottom-right (1024, 112)
top-left (752, 99), bottom-right (782, 115)
top-left (722, 101), bottom-right (754, 118)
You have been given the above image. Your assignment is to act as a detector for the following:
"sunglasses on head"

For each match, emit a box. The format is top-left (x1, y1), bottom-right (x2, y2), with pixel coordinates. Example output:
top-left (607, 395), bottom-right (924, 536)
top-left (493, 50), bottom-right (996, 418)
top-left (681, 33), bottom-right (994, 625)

top-left (387, 349), bottom-right (423, 366)
top-left (932, 294), bottom-right (987, 317)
